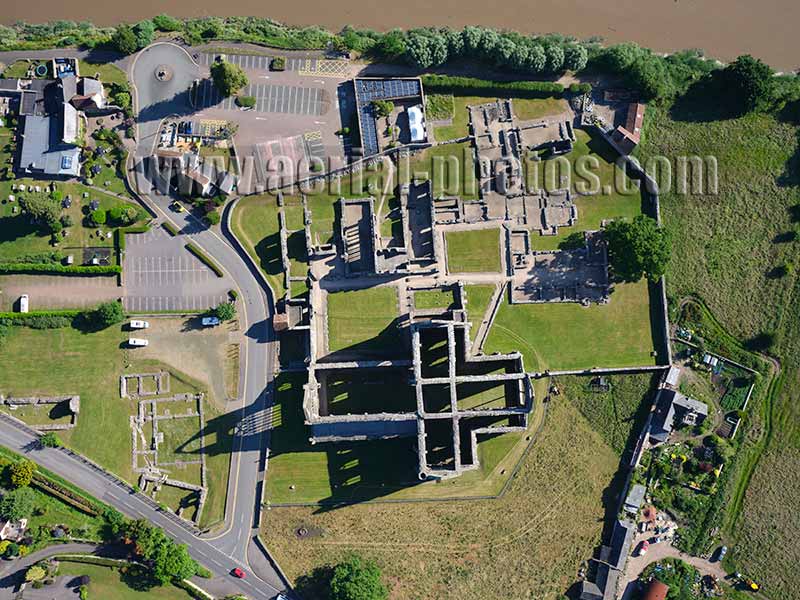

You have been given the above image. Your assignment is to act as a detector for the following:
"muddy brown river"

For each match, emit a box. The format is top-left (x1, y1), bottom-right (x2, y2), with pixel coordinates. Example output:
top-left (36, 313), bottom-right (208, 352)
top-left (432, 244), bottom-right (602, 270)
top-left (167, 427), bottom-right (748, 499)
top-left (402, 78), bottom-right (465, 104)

top-left (4, 0), bottom-right (799, 71)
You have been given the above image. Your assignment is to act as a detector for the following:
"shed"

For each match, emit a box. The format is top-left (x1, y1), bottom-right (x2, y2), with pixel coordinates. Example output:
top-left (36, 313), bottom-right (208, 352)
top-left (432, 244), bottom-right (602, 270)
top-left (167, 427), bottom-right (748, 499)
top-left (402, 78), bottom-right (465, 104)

top-left (643, 580), bottom-right (669, 600)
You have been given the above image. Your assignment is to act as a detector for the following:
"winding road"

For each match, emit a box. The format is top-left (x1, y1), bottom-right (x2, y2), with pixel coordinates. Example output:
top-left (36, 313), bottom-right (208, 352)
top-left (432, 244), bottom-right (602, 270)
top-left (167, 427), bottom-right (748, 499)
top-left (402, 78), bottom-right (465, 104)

top-left (0, 43), bottom-right (286, 599)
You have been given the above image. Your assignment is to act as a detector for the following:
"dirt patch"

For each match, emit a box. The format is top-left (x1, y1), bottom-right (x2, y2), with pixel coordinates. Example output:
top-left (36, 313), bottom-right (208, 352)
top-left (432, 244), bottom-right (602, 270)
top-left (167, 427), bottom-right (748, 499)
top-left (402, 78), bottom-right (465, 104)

top-left (134, 316), bottom-right (240, 409)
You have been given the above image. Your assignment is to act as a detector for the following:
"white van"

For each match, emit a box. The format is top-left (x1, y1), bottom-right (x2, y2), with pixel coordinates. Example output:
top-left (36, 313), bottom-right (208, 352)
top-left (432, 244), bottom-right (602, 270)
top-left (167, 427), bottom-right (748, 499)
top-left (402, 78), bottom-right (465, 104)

top-left (19, 294), bottom-right (29, 313)
top-left (128, 338), bottom-right (149, 347)
top-left (201, 316), bottom-right (221, 327)
top-left (129, 320), bottom-right (150, 330)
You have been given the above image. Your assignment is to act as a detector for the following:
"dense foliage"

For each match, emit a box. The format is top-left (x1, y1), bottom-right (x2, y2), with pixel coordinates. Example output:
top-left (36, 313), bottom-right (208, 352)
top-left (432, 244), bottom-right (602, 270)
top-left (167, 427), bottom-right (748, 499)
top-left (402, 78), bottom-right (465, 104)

top-left (606, 215), bottom-right (672, 282)
top-left (210, 59), bottom-right (249, 97)
top-left (330, 555), bottom-right (388, 600)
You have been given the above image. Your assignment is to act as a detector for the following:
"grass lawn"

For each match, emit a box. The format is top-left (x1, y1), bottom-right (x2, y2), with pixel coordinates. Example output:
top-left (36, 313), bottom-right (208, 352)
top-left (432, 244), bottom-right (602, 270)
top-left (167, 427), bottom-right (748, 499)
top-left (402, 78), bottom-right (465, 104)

top-left (0, 178), bottom-right (144, 263)
top-left (527, 129), bottom-right (644, 250)
top-left (433, 95), bottom-right (568, 140)
top-left (324, 369), bottom-right (417, 415)
top-left (326, 287), bottom-right (400, 358)
top-left (59, 561), bottom-right (193, 599)
top-left (198, 144), bottom-right (238, 174)
top-left (425, 94), bottom-right (455, 120)
top-left (445, 228), bottom-right (502, 273)
top-left (406, 142), bottom-right (478, 201)
top-left (0, 326), bottom-right (230, 529)
top-left (78, 60), bottom-right (128, 87)
top-left (414, 288), bottom-right (455, 310)
top-left (1, 60), bottom-right (50, 79)
top-left (484, 280), bottom-right (658, 371)
top-left (263, 393), bottom-right (619, 599)
top-left (558, 373), bottom-right (659, 455)
top-left (230, 193), bottom-right (285, 298)
top-left (464, 284), bottom-right (497, 345)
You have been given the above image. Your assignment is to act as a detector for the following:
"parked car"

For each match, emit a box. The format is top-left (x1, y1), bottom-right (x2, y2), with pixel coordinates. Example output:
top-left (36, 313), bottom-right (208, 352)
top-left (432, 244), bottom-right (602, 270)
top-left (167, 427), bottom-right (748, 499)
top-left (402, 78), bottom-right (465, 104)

top-left (171, 201), bottom-right (185, 213)
top-left (129, 320), bottom-right (150, 330)
top-left (231, 567), bottom-right (246, 579)
top-left (716, 545), bottom-right (728, 562)
top-left (202, 316), bottom-right (221, 327)
top-left (637, 540), bottom-right (650, 556)
top-left (18, 294), bottom-right (29, 313)
top-left (128, 338), bottom-right (149, 347)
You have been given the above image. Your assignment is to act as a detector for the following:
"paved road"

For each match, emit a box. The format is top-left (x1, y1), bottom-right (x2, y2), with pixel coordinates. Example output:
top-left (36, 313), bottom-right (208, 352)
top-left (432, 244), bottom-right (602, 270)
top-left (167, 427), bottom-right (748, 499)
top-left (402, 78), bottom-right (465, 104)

top-left (0, 417), bottom-right (279, 600)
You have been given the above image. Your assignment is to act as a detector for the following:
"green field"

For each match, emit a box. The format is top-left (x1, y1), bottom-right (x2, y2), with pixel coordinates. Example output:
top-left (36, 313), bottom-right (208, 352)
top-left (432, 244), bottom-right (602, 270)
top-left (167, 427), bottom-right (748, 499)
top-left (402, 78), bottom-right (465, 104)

top-left (263, 391), bottom-right (619, 600)
top-left (59, 561), bottom-right (193, 599)
top-left (0, 178), bottom-right (143, 264)
top-left (230, 194), bottom-right (285, 298)
top-left (326, 286), bottom-right (401, 358)
top-left (484, 280), bottom-right (658, 372)
top-left (635, 105), bottom-right (800, 600)
top-left (445, 228), bottom-right (502, 273)
top-left (0, 326), bottom-right (230, 528)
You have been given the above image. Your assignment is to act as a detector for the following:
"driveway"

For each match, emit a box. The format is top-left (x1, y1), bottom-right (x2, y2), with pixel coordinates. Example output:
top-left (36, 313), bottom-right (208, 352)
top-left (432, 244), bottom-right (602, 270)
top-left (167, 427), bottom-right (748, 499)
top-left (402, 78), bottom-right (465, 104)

top-left (123, 226), bottom-right (232, 313)
top-left (0, 274), bottom-right (120, 311)
top-left (620, 534), bottom-right (728, 599)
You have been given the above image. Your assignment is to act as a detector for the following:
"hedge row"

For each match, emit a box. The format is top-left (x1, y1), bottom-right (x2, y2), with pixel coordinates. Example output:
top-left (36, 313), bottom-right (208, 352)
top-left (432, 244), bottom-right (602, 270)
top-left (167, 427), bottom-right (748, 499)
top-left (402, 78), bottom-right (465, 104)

top-left (420, 74), bottom-right (564, 98)
top-left (32, 471), bottom-right (101, 516)
top-left (116, 223), bottom-right (153, 253)
top-left (55, 555), bottom-right (131, 568)
top-left (185, 243), bottom-right (224, 277)
top-left (0, 310), bottom-right (81, 321)
top-left (162, 221), bottom-right (179, 236)
top-left (0, 263), bottom-right (121, 275)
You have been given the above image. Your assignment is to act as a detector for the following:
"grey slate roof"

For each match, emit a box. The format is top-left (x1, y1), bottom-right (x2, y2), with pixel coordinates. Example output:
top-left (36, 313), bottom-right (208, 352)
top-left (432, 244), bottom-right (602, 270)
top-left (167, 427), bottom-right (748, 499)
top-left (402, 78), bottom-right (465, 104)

top-left (649, 389), bottom-right (709, 443)
top-left (624, 484), bottom-right (646, 514)
top-left (18, 114), bottom-right (81, 177)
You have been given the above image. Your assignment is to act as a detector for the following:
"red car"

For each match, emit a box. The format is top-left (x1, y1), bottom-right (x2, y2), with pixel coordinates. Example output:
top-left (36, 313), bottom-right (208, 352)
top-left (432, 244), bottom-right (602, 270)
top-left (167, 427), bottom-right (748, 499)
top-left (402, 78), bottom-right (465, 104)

top-left (232, 568), bottom-right (246, 579)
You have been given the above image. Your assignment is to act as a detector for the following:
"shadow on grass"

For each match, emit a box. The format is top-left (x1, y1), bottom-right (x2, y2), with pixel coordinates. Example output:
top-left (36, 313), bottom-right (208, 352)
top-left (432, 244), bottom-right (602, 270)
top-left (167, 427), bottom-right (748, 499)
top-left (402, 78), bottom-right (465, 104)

top-left (294, 564), bottom-right (334, 600)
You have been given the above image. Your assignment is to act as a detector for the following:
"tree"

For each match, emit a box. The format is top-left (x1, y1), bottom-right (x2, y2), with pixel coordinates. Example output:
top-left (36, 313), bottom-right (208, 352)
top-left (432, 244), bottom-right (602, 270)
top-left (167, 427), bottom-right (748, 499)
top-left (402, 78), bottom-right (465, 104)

top-left (25, 565), bottom-right (46, 582)
top-left (205, 210), bottom-right (221, 225)
top-left (0, 487), bottom-right (37, 520)
top-left (330, 555), bottom-right (387, 600)
top-left (371, 100), bottom-right (394, 118)
top-left (722, 54), bottom-right (775, 114)
top-left (111, 25), bottom-right (138, 55)
top-left (91, 209), bottom-right (107, 225)
top-left (90, 301), bottom-right (124, 329)
top-left (605, 215), bottom-right (672, 282)
top-left (39, 432), bottom-right (62, 448)
top-left (564, 44), bottom-right (588, 71)
top-left (18, 195), bottom-right (61, 233)
top-left (545, 44), bottom-right (565, 72)
top-left (373, 29), bottom-right (406, 59)
top-left (103, 507), bottom-right (126, 537)
top-left (152, 542), bottom-right (196, 584)
top-left (210, 59), bottom-right (248, 97)
top-left (9, 460), bottom-right (35, 488)
top-left (526, 45), bottom-right (547, 73)
top-left (152, 14), bottom-right (183, 32)
top-left (133, 20), bottom-right (155, 49)
top-left (214, 301), bottom-right (236, 321)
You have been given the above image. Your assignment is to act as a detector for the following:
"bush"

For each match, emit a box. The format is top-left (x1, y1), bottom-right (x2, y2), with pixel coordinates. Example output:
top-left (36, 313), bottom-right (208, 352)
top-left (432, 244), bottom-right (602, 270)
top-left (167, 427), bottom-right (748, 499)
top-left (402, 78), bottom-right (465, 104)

top-left (10, 460), bottom-right (35, 487)
top-left (204, 210), bottom-right (221, 225)
top-left (0, 487), bottom-right (37, 520)
top-left (568, 82), bottom-right (592, 95)
top-left (90, 209), bottom-right (107, 225)
top-left (184, 243), bottom-right (224, 277)
top-left (85, 301), bottom-right (124, 329)
top-left (235, 95), bottom-right (256, 108)
top-left (39, 433), bottom-right (62, 448)
top-left (271, 56), bottom-right (286, 71)
top-left (213, 301), bottom-right (236, 321)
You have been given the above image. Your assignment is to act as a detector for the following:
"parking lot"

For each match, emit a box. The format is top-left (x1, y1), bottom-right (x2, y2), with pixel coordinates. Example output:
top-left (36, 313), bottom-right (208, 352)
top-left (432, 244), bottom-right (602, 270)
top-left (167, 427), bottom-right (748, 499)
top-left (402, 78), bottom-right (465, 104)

top-left (196, 79), bottom-right (328, 116)
top-left (123, 227), bottom-right (231, 313)
top-left (198, 52), bottom-right (351, 79)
